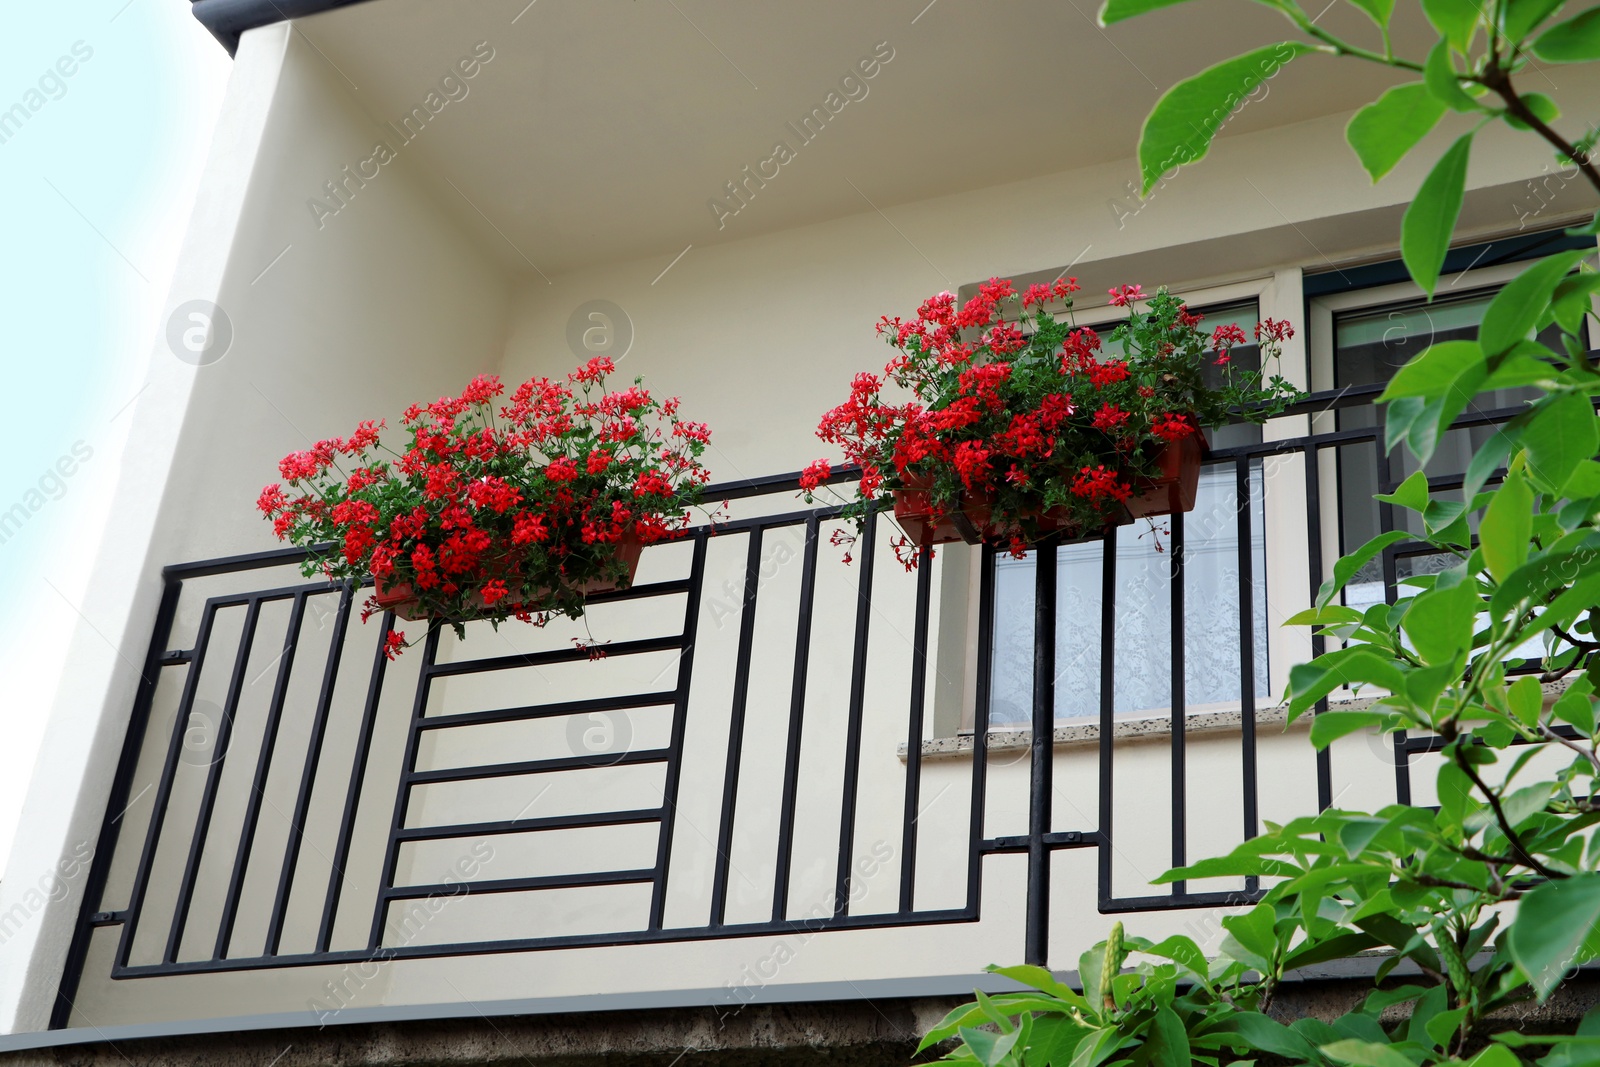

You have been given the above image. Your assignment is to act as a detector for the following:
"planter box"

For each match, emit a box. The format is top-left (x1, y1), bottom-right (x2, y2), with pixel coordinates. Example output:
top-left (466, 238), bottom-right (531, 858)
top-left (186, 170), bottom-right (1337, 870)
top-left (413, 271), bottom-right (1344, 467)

top-left (892, 434), bottom-right (1205, 549)
top-left (1125, 433), bottom-right (1204, 520)
top-left (372, 536), bottom-right (644, 622)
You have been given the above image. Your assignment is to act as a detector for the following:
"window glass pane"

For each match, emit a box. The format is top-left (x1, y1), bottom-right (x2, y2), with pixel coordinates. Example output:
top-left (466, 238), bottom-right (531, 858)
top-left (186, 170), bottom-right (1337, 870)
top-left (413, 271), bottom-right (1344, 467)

top-left (1332, 289), bottom-right (1572, 588)
top-left (987, 462), bottom-right (1269, 726)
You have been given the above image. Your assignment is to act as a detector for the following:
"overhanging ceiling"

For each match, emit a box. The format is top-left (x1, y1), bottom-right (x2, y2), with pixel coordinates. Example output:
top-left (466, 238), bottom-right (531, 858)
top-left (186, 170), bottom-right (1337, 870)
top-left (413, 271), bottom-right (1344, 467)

top-left (211, 0), bottom-right (1427, 277)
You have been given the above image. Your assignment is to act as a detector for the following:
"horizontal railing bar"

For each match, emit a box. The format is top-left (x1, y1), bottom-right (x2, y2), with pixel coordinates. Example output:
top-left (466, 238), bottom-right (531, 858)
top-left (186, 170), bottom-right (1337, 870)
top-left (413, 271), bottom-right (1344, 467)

top-left (418, 691), bottom-right (680, 732)
top-left (201, 581), bottom-right (343, 610)
top-left (407, 747), bottom-right (672, 786)
top-left (395, 808), bottom-right (664, 842)
top-left (579, 578), bottom-right (692, 605)
top-left (1100, 889), bottom-right (1266, 913)
top-left (107, 907), bottom-right (983, 979)
top-left (424, 635), bottom-right (684, 678)
top-left (383, 868), bottom-right (655, 902)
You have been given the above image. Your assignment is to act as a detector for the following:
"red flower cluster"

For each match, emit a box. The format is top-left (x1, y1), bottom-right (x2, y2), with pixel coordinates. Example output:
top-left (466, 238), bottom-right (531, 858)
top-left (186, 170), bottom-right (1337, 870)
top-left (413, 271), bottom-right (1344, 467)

top-left (258, 361), bottom-right (715, 650)
top-left (808, 283), bottom-right (1303, 565)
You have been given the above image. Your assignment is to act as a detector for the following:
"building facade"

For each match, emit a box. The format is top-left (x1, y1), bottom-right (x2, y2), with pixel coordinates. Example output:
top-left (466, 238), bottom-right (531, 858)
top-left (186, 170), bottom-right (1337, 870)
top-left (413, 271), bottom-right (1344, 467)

top-left (1, 0), bottom-right (1597, 1057)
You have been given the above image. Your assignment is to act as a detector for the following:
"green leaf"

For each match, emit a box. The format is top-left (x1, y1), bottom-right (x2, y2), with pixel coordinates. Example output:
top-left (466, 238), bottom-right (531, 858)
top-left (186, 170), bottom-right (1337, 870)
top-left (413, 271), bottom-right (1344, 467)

top-left (1321, 1038), bottom-right (1421, 1067)
top-left (1378, 340), bottom-right (1485, 401)
top-left (1385, 396), bottom-right (1427, 454)
top-left (1216, 1014), bottom-right (1321, 1061)
top-left (1505, 0), bottom-right (1569, 45)
top-left (1287, 649), bottom-right (1408, 722)
top-left (1220, 902), bottom-right (1280, 972)
top-left (1422, 0), bottom-right (1480, 50)
top-left (1098, 0), bottom-right (1197, 25)
top-left (1310, 710), bottom-right (1392, 747)
top-left (1463, 426), bottom-right (1519, 501)
top-left (1551, 272), bottom-right (1600, 333)
top-left (1553, 676), bottom-right (1596, 735)
top-left (1509, 674), bottom-right (1544, 726)
top-left (1145, 1006), bottom-right (1191, 1067)
top-left (1505, 91), bottom-right (1562, 131)
top-left (1402, 133), bottom-right (1473, 297)
top-left (1494, 553), bottom-right (1600, 630)
top-left (1532, 6), bottom-right (1600, 58)
top-left (1423, 1006), bottom-right (1468, 1051)
top-left (1347, 83), bottom-right (1447, 182)
top-left (1508, 873), bottom-right (1600, 1001)
top-left (1318, 531), bottom-right (1410, 607)
top-left (1404, 580), bottom-right (1478, 664)
top-left (1480, 466), bottom-right (1533, 583)
top-left (1464, 1046), bottom-right (1523, 1067)
top-left (1424, 39), bottom-right (1480, 112)
top-left (1376, 469), bottom-right (1431, 512)
top-left (1523, 390), bottom-right (1600, 492)
top-left (985, 963), bottom-right (1086, 1005)
top-left (1344, 0), bottom-right (1396, 32)
top-left (1284, 605), bottom-right (1367, 626)
top-left (1480, 250), bottom-right (1590, 357)
top-left (1136, 43), bottom-right (1317, 194)
top-left (1143, 934), bottom-right (1208, 976)
top-left (960, 1025), bottom-right (1023, 1067)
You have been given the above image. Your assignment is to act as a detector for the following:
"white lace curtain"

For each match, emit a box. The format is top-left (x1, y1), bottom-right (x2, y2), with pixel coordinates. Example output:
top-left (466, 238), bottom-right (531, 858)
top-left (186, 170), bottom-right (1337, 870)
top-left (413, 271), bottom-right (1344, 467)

top-left (988, 464), bottom-right (1270, 726)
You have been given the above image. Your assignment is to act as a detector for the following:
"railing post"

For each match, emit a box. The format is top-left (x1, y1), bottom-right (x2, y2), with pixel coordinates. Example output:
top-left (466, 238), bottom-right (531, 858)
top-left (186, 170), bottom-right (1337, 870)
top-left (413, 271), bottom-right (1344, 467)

top-left (1026, 536), bottom-right (1057, 967)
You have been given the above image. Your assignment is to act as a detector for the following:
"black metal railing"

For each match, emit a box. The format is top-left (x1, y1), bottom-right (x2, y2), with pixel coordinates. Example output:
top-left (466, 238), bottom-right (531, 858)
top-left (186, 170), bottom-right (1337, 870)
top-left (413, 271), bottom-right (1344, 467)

top-left (52, 388), bottom-right (1512, 1028)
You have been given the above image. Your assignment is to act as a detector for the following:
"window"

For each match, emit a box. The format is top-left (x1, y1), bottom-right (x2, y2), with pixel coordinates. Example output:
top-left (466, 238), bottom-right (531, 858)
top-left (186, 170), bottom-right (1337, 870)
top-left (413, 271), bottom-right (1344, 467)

top-left (984, 292), bottom-right (1277, 728)
top-left (1328, 288), bottom-right (1576, 612)
top-left (974, 245), bottom-right (1596, 733)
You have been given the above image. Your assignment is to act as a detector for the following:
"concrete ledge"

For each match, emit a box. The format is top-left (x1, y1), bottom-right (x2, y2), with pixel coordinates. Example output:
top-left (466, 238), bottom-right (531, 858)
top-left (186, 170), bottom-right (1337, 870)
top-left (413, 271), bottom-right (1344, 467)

top-left (8, 971), bottom-right (1600, 1066)
top-left (0, 995), bottom-right (964, 1067)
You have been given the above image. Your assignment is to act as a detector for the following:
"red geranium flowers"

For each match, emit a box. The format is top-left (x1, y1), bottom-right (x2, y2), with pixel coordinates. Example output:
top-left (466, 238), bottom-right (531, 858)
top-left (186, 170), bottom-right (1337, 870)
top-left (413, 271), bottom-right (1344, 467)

top-left (258, 360), bottom-right (715, 653)
top-left (805, 280), bottom-right (1303, 564)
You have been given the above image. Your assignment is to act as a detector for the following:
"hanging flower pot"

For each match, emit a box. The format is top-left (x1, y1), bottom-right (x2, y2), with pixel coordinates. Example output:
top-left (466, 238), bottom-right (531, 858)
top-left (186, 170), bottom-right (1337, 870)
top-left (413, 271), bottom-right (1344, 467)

top-left (801, 279), bottom-right (1301, 565)
top-left (371, 535), bottom-right (646, 622)
top-left (891, 473), bottom-right (994, 546)
top-left (257, 360), bottom-right (715, 656)
top-left (1125, 433), bottom-right (1205, 520)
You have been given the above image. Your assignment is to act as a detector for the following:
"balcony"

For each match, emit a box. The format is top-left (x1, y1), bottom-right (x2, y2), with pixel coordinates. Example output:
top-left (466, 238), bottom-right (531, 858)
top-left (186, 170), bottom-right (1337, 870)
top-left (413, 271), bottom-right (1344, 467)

top-left (48, 383), bottom-right (1488, 1034)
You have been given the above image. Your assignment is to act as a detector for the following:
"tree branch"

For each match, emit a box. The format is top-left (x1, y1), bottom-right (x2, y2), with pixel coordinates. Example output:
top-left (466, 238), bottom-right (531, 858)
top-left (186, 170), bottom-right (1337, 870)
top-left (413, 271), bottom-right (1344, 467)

top-left (1481, 67), bottom-right (1600, 199)
top-left (1453, 746), bottom-right (1565, 880)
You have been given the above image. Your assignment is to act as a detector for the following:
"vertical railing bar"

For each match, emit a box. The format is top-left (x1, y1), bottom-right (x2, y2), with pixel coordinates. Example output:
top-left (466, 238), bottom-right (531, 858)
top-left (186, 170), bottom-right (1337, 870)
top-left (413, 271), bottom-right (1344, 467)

top-left (649, 531), bottom-right (708, 931)
top-left (898, 545), bottom-right (933, 915)
top-left (1169, 505), bottom-right (1187, 896)
top-left (366, 621), bottom-right (440, 951)
top-left (709, 527), bottom-right (764, 927)
top-left (52, 576), bottom-right (185, 1028)
top-left (117, 597), bottom-right (219, 969)
top-left (1374, 445), bottom-right (1413, 806)
top-left (1025, 536), bottom-right (1057, 967)
top-left (833, 508), bottom-right (878, 918)
top-left (1096, 530), bottom-right (1117, 908)
top-left (1238, 457), bottom-right (1260, 895)
top-left (165, 597), bottom-right (264, 964)
top-left (965, 544), bottom-right (996, 916)
top-left (771, 513), bottom-right (820, 924)
top-left (1376, 445), bottom-right (1400, 603)
top-left (213, 591), bottom-right (309, 959)
top-left (316, 610), bottom-right (395, 954)
top-left (265, 582), bottom-right (354, 955)
top-left (1304, 444), bottom-right (1334, 811)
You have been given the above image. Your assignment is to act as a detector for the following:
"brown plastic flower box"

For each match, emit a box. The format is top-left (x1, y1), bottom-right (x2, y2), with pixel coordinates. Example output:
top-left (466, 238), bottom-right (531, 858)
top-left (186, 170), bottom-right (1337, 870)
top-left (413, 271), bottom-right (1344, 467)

top-left (372, 536), bottom-right (643, 622)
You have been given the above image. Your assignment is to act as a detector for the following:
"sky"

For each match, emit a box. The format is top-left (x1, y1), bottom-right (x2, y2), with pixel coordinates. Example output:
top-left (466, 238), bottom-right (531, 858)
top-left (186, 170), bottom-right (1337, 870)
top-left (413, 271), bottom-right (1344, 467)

top-left (0, 1), bottom-right (232, 868)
